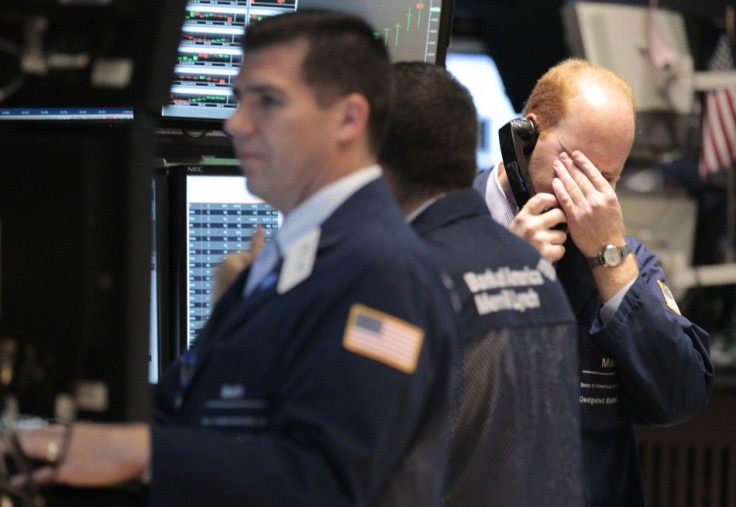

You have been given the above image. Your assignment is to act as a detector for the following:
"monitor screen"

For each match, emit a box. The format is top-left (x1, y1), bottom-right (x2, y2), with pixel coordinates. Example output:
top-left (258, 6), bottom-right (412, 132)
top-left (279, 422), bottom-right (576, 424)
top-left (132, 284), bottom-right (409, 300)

top-left (0, 0), bottom-right (187, 120)
top-left (0, 107), bottom-right (135, 122)
top-left (153, 164), bottom-right (281, 377)
top-left (159, 0), bottom-right (455, 128)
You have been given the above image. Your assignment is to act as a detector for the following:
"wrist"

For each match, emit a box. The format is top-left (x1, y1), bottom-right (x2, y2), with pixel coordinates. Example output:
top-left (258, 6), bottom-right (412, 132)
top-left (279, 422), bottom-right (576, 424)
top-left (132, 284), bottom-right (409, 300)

top-left (593, 255), bottom-right (639, 302)
top-left (586, 243), bottom-right (631, 269)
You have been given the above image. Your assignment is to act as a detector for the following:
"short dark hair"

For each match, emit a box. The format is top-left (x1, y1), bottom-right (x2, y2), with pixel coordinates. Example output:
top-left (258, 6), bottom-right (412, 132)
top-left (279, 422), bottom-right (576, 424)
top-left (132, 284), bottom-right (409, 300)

top-left (380, 62), bottom-right (478, 199)
top-left (244, 10), bottom-right (393, 154)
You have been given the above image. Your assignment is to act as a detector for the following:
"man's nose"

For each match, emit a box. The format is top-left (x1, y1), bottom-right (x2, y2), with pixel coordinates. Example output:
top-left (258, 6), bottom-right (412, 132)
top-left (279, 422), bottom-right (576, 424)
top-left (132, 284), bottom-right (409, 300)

top-left (223, 105), bottom-right (255, 140)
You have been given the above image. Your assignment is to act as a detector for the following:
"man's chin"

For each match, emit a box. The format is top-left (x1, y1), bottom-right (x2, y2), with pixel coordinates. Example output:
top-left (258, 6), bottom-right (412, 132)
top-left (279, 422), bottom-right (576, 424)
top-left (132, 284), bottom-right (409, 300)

top-left (244, 178), bottom-right (271, 203)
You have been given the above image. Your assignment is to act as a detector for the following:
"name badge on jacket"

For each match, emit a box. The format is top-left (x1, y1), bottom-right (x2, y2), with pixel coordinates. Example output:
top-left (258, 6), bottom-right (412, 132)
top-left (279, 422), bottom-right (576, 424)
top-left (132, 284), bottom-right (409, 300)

top-left (278, 227), bottom-right (321, 294)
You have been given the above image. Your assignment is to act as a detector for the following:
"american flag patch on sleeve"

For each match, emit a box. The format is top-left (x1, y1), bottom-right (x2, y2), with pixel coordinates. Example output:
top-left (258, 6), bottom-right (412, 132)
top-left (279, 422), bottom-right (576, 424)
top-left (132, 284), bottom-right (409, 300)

top-left (657, 280), bottom-right (681, 315)
top-left (343, 304), bottom-right (425, 374)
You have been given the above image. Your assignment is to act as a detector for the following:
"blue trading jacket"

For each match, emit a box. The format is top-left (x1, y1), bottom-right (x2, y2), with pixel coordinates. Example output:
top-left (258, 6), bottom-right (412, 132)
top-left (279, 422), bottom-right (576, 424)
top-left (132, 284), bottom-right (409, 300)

top-left (556, 235), bottom-right (713, 506)
top-left (474, 167), bottom-right (713, 506)
top-left (411, 189), bottom-right (584, 507)
top-left (152, 178), bottom-right (460, 507)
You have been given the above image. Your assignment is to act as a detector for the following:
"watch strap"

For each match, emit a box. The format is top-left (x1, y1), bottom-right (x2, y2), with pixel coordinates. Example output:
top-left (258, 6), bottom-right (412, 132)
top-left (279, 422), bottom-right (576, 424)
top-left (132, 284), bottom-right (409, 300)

top-left (587, 254), bottom-right (605, 269)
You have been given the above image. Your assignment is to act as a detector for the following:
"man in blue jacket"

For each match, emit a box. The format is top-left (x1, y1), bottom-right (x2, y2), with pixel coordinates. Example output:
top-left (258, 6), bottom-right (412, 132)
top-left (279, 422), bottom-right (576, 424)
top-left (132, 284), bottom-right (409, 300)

top-left (474, 58), bottom-right (714, 506)
top-left (380, 61), bottom-right (584, 506)
top-left (14, 11), bottom-right (460, 506)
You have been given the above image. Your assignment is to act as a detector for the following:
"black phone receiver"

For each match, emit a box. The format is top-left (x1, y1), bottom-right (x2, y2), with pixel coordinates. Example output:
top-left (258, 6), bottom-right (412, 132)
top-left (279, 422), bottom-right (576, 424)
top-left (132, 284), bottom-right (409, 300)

top-left (499, 118), bottom-right (567, 233)
top-left (498, 118), bottom-right (538, 208)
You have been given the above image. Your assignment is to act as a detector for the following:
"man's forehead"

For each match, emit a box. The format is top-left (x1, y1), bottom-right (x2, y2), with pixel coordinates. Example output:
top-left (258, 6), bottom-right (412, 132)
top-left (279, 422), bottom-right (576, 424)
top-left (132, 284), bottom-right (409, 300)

top-left (243, 37), bottom-right (309, 65)
top-left (235, 41), bottom-right (307, 87)
top-left (551, 123), bottom-right (629, 176)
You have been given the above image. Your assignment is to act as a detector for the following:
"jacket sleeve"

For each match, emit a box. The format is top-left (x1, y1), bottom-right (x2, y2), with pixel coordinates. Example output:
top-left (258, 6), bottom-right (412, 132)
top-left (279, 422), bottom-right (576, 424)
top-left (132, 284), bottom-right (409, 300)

top-left (589, 240), bottom-right (714, 425)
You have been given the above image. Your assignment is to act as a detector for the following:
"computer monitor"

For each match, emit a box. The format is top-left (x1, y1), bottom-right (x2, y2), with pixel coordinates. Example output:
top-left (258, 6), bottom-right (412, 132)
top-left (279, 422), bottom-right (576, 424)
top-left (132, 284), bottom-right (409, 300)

top-left (158, 0), bottom-right (455, 134)
top-left (0, 107), bottom-right (135, 122)
top-left (153, 164), bottom-right (281, 378)
top-left (0, 1), bottom-right (186, 118)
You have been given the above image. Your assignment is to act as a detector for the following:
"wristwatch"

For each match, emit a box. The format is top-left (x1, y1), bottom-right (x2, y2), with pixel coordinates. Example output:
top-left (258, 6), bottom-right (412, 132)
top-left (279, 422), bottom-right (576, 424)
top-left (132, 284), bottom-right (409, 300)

top-left (587, 243), bottom-right (631, 268)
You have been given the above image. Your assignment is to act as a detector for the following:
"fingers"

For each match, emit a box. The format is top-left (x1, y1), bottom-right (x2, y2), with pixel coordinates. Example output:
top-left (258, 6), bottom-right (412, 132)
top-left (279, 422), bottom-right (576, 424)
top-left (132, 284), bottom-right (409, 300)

top-left (539, 242), bottom-right (566, 264)
top-left (533, 225), bottom-right (568, 263)
top-left (5, 424), bottom-right (70, 489)
top-left (511, 194), bottom-right (568, 263)
top-left (251, 226), bottom-right (266, 257)
top-left (8, 423), bottom-right (151, 490)
top-left (552, 149), bottom-right (628, 257)
top-left (221, 251), bottom-right (254, 272)
top-left (562, 152), bottom-right (598, 194)
top-left (510, 223), bottom-right (566, 263)
top-left (212, 251), bottom-right (254, 304)
top-left (555, 151), bottom-right (611, 195)
top-left (552, 176), bottom-right (574, 214)
top-left (553, 156), bottom-right (587, 209)
top-left (519, 193), bottom-right (567, 230)
top-left (570, 151), bottom-right (612, 191)
top-left (211, 226), bottom-right (269, 304)
top-left (9, 464), bottom-right (57, 488)
top-left (16, 425), bottom-right (68, 463)
top-left (523, 192), bottom-right (561, 215)
top-left (553, 150), bottom-right (615, 216)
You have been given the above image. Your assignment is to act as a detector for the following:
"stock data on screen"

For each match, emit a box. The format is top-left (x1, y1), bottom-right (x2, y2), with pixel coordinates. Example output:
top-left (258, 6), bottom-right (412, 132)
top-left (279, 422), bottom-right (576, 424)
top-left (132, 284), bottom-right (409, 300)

top-left (161, 0), bottom-right (446, 122)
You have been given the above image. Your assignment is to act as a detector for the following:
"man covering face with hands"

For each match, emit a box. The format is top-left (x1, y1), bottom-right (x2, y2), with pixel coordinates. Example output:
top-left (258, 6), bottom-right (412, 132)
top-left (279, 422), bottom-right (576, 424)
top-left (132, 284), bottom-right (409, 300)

top-left (474, 58), bottom-right (713, 506)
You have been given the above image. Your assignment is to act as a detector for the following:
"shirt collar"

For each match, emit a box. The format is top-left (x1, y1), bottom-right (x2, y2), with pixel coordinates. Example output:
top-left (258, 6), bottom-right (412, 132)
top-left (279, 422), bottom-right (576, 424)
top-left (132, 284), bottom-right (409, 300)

top-left (406, 194), bottom-right (446, 223)
top-left (486, 163), bottom-right (518, 228)
top-left (275, 165), bottom-right (382, 253)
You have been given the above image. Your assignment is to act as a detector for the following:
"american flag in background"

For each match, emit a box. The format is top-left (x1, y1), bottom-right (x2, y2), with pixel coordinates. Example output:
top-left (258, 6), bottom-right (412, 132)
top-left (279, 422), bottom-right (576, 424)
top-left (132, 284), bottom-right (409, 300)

top-left (699, 33), bottom-right (736, 178)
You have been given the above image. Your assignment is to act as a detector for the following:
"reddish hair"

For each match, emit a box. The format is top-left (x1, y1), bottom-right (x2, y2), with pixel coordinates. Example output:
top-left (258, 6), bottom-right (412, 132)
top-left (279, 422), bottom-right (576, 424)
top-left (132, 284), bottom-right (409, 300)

top-left (522, 58), bottom-right (635, 137)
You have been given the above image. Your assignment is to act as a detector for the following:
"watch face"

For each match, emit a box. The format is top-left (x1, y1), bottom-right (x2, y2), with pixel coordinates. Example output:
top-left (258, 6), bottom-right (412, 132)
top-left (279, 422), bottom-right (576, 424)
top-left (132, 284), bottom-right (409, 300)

top-left (602, 245), bottom-right (622, 266)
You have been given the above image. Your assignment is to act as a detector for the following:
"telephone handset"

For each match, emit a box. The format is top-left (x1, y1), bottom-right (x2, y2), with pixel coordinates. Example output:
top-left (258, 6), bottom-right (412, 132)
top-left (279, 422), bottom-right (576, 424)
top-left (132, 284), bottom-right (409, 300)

top-left (498, 117), bottom-right (538, 208)
top-left (499, 117), bottom-right (567, 232)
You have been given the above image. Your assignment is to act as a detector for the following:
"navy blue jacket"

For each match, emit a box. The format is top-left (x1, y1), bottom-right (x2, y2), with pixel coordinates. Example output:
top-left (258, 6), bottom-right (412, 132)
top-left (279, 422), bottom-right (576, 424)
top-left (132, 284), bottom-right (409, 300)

top-left (557, 235), bottom-right (713, 506)
top-left (152, 178), bottom-right (460, 506)
top-left (412, 189), bottom-right (584, 506)
top-left (474, 169), bottom-right (714, 506)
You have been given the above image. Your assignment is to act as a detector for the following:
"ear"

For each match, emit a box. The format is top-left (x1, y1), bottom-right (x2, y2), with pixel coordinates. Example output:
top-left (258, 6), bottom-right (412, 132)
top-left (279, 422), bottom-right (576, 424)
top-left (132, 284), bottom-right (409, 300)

top-left (334, 93), bottom-right (370, 145)
top-left (524, 112), bottom-right (544, 139)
